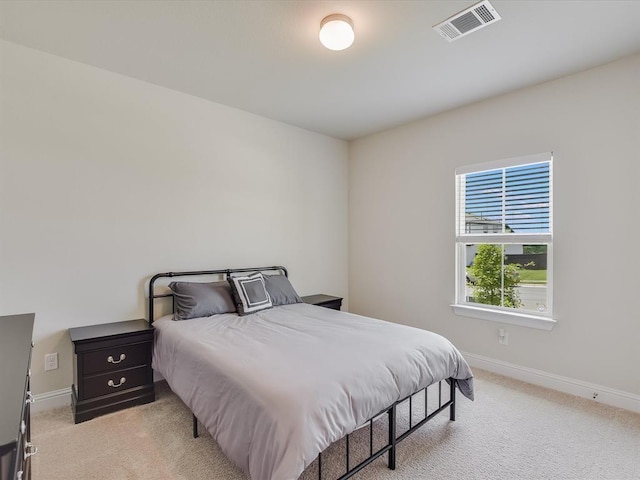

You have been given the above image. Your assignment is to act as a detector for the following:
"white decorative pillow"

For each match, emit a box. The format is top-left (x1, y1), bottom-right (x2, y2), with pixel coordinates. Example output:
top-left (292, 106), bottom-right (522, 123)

top-left (229, 273), bottom-right (273, 316)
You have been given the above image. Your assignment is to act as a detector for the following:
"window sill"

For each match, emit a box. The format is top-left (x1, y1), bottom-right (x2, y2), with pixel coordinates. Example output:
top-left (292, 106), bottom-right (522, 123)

top-left (451, 304), bottom-right (557, 331)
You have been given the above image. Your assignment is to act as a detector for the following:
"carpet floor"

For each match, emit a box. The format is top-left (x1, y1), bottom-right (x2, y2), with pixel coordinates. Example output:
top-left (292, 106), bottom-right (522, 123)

top-left (31, 369), bottom-right (640, 479)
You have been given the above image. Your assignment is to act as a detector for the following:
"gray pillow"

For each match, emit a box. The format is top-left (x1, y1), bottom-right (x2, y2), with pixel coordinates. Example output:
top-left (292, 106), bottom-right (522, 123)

top-left (169, 281), bottom-right (236, 320)
top-left (228, 273), bottom-right (273, 316)
top-left (263, 274), bottom-right (302, 306)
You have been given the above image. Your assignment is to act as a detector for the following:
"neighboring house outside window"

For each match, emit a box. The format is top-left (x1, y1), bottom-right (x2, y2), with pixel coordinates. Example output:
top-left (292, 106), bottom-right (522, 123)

top-left (465, 214), bottom-right (521, 262)
top-left (453, 152), bottom-right (555, 331)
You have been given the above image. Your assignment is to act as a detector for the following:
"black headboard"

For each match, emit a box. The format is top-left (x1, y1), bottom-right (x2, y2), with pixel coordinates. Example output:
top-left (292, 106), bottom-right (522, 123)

top-left (147, 266), bottom-right (287, 323)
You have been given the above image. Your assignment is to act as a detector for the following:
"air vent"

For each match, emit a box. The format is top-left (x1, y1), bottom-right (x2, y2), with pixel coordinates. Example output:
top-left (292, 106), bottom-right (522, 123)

top-left (433, 0), bottom-right (501, 42)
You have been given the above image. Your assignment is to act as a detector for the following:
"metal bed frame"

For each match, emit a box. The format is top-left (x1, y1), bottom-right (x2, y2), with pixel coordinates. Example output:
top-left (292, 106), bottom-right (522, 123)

top-left (148, 266), bottom-right (457, 480)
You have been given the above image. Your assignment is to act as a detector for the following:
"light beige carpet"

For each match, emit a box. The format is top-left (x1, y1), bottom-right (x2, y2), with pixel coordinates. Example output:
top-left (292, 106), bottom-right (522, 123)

top-left (32, 369), bottom-right (640, 480)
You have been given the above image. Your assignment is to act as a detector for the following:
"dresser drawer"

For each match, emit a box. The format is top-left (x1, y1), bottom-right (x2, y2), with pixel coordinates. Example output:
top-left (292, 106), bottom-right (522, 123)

top-left (17, 426), bottom-right (35, 480)
top-left (82, 342), bottom-right (150, 375)
top-left (82, 366), bottom-right (150, 400)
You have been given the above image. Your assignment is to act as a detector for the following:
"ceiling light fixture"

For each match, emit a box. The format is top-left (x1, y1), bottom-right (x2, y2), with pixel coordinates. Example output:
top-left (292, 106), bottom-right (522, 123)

top-left (319, 14), bottom-right (354, 51)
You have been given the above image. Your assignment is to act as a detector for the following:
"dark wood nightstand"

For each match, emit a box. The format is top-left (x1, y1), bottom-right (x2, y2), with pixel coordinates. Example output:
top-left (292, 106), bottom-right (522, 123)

top-left (301, 294), bottom-right (343, 311)
top-left (69, 319), bottom-right (155, 423)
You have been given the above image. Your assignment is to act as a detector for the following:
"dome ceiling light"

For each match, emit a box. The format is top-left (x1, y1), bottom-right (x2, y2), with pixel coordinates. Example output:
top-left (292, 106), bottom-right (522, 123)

top-left (319, 14), bottom-right (355, 51)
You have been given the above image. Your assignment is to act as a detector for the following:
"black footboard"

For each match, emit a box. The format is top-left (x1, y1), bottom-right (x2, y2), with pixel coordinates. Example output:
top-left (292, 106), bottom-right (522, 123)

top-left (316, 378), bottom-right (457, 480)
top-left (190, 378), bottom-right (457, 479)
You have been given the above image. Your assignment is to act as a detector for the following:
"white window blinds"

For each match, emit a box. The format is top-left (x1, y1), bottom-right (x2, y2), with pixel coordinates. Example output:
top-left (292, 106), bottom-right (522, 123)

top-left (456, 152), bottom-right (552, 243)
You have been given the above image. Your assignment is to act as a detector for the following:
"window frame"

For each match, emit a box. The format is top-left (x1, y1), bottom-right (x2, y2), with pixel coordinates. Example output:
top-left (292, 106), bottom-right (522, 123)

top-left (452, 152), bottom-right (556, 331)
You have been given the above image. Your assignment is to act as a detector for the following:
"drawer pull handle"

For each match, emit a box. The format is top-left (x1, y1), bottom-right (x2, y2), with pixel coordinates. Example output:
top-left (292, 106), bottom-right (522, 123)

top-left (107, 353), bottom-right (126, 364)
top-left (24, 442), bottom-right (38, 459)
top-left (108, 377), bottom-right (126, 388)
top-left (25, 391), bottom-right (35, 404)
top-left (17, 471), bottom-right (23, 480)
top-left (21, 420), bottom-right (26, 434)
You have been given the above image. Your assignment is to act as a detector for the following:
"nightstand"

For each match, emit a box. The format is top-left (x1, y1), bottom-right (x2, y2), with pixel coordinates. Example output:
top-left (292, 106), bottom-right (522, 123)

top-left (301, 294), bottom-right (343, 311)
top-left (69, 319), bottom-right (155, 423)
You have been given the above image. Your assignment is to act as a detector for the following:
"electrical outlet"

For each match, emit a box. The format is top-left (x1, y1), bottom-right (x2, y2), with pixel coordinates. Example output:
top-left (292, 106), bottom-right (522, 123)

top-left (498, 328), bottom-right (509, 345)
top-left (45, 353), bottom-right (58, 371)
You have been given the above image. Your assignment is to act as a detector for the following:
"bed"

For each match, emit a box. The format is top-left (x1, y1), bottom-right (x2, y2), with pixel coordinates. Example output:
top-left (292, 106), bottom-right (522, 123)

top-left (148, 266), bottom-right (474, 480)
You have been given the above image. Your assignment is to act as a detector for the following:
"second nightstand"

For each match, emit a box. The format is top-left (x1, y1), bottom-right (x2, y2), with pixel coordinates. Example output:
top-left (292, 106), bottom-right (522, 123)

top-left (301, 294), bottom-right (343, 311)
top-left (69, 319), bottom-right (155, 423)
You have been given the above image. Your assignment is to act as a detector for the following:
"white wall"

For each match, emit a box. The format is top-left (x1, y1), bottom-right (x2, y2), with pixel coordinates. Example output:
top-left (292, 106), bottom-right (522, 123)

top-left (349, 53), bottom-right (640, 396)
top-left (0, 40), bottom-right (348, 394)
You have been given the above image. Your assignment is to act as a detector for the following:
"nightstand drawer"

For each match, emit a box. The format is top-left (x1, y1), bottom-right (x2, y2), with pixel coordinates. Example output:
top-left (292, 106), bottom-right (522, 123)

top-left (82, 365), bottom-right (150, 400)
top-left (316, 298), bottom-right (342, 310)
top-left (82, 342), bottom-right (150, 375)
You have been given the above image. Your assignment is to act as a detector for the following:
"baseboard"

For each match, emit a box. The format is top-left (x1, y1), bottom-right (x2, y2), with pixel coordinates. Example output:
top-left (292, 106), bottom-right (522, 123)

top-left (463, 352), bottom-right (640, 414)
top-left (32, 387), bottom-right (72, 413)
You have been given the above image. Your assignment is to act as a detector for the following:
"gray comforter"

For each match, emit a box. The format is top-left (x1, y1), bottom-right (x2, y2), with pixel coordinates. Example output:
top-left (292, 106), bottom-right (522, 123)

top-left (152, 303), bottom-right (474, 480)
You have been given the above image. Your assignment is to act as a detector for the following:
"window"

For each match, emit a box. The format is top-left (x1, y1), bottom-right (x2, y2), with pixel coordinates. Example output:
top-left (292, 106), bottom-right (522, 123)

top-left (453, 153), bottom-right (555, 330)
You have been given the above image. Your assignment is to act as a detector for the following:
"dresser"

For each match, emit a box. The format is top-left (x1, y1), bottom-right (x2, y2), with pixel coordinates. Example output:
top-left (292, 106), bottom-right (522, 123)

top-left (69, 319), bottom-right (155, 424)
top-left (0, 313), bottom-right (35, 480)
top-left (301, 294), bottom-right (343, 311)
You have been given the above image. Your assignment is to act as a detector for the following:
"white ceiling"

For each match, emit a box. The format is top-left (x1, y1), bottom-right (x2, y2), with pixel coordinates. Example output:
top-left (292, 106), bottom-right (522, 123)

top-left (1, 1), bottom-right (639, 140)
